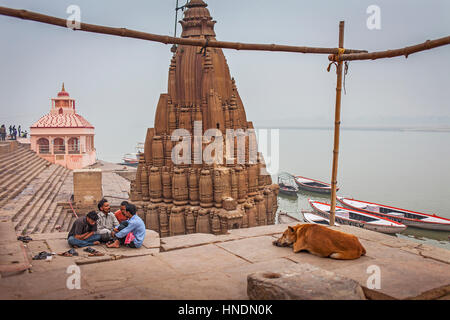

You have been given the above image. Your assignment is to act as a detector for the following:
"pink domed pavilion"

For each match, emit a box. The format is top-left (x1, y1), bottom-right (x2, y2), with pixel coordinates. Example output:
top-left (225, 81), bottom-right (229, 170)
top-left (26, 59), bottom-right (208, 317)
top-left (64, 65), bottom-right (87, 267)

top-left (30, 83), bottom-right (96, 169)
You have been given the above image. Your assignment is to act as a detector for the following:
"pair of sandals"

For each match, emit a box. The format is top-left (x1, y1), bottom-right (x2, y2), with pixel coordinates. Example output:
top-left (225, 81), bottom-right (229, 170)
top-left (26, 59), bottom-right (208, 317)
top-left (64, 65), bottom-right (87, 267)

top-left (84, 247), bottom-right (104, 256)
top-left (17, 236), bottom-right (33, 243)
top-left (32, 251), bottom-right (53, 260)
top-left (58, 248), bottom-right (79, 257)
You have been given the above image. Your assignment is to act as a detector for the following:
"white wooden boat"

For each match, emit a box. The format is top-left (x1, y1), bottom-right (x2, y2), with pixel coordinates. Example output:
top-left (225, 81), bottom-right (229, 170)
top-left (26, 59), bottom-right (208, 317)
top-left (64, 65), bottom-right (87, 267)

top-left (303, 212), bottom-right (340, 226)
top-left (309, 200), bottom-right (407, 234)
top-left (337, 196), bottom-right (450, 231)
top-left (294, 175), bottom-right (337, 194)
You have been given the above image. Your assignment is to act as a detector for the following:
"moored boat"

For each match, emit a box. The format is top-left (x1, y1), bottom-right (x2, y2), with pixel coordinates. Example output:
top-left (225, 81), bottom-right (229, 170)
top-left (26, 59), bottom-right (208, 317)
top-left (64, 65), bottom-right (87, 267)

top-left (294, 175), bottom-right (338, 194)
top-left (303, 212), bottom-right (340, 226)
top-left (278, 183), bottom-right (298, 197)
top-left (337, 196), bottom-right (450, 231)
top-left (122, 153), bottom-right (138, 167)
top-left (309, 200), bottom-right (407, 234)
top-left (277, 173), bottom-right (298, 197)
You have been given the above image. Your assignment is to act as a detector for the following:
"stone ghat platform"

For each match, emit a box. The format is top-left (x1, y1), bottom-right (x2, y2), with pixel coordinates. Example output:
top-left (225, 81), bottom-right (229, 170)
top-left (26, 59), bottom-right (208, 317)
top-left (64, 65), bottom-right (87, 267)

top-left (0, 223), bottom-right (449, 300)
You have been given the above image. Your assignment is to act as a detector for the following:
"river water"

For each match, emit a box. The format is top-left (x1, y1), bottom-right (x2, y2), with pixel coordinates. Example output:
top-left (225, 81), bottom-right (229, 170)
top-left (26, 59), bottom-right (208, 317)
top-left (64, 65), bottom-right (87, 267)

top-left (273, 128), bottom-right (450, 250)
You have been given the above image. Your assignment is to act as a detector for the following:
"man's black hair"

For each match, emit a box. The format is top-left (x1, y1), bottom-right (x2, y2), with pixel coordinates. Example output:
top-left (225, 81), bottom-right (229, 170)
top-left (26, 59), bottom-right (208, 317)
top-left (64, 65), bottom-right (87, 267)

top-left (97, 198), bottom-right (108, 210)
top-left (120, 201), bottom-right (129, 207)
top-left (125, 203), bottom-right (137, 216)
top-left (87, 211), bottom-right (99, 221)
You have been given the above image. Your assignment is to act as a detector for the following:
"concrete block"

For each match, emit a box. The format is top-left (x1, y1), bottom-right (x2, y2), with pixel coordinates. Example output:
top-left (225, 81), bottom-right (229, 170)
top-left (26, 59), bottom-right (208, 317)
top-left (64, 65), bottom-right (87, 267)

top-left (247, 264), bottom-right (366, 300)
top-left (73, 169), bottom-right (102, 206)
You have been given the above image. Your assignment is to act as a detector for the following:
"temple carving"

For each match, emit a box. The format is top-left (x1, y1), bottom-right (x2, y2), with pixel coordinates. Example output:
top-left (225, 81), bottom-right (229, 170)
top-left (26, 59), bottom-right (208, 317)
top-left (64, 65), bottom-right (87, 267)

top-left (130, 0), bottom-right (279, 237)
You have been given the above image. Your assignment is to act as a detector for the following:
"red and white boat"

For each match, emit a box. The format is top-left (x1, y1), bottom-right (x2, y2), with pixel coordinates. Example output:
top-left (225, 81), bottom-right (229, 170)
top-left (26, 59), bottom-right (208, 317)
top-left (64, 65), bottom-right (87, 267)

top-left (294, 175), bottom-right (338, 194)
top-left (303, 212), bottom-right (341, 226)
top-left (122, 153), bottom-right (138, 167)
top-left (309, 200), bottom-right (407, 234)
top-left (337, 196), bottom-right (450, 231)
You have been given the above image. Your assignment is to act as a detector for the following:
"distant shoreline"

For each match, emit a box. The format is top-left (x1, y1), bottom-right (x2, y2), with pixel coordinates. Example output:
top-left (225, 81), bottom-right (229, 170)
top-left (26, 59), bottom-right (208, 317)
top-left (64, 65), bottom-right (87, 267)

top-left (255, 126), bottom-right (450, 133)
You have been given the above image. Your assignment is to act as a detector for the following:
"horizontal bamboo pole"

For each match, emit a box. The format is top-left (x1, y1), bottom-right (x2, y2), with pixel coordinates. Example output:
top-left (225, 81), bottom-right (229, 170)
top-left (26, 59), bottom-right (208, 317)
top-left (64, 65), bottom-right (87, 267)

top-left (0, 6), bottom-right (367, 55)
top-left (329, 35), bottom-right (450, 61)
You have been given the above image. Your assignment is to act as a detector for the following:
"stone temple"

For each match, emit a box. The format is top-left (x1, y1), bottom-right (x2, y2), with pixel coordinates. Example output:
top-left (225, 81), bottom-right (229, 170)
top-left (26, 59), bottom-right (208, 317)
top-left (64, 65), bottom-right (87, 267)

top-left (130, 0), bottom-right (279, 237)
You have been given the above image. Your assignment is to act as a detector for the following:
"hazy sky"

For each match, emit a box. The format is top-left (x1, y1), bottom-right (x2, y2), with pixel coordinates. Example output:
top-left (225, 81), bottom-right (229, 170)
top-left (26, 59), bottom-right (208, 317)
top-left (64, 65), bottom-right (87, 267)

top-left (0, 0), bottom-right (449, 160)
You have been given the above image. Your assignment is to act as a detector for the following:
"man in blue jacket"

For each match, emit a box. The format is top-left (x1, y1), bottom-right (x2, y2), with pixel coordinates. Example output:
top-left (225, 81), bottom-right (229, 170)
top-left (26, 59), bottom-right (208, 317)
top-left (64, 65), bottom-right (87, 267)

top-left (106, 203), bottom-right (146, 248)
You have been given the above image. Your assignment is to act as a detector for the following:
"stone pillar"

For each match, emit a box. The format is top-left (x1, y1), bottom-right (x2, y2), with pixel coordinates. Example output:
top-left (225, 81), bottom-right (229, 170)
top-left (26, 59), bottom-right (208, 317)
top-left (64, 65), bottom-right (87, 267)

top-left (152, 136), bottom-right (164, 167)
top-left (185, 207), bottom-right (195, 234)
top-left (231, 169), bottom-right (238, 201)
top-left (211, 212), bottom-right (221, 235)
top-left (245, 202), bottom-right (257, 228)
top-left (242, 206), bottom-right (249, 228)
top-left (196, 208), bottom-right (211, 234)
top-left (255, 195), bottom-right (267, 226)
top-left (141, 165), bottom-right (150, 202)
top-left (162, 167), bottom-right (173, 203)
top-left (264, 188), bottom-right (274, 225)
top-left (146, 203), bottom-right (160, 232)
top-left (159, 206), bottom-right (169, 238)
top-left (172, 168), bottom-right (188, 206)
top-left (169, 206), bottom-right (186, 236)
top-left (248, 164), bottom-right (259, 196)
top-left (199, 169), bottom-right (213, 208)
top-left (188, 168), bottom-right (199, 205)
top-left (236, 166), bottom-right (247, 203)
top-left (149, 167), bottom-right (162, 203)
top-left (164, 136), bottom-right (173, 167)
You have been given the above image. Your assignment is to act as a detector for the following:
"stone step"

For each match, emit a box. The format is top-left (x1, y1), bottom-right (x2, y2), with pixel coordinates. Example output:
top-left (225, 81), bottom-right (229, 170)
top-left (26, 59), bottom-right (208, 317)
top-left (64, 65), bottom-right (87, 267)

top-left (0, 154), bottom-right (45, 189)
top-left (17, 167), bottom-right (70, 235)
top-left (44, 205), bottom-right (65, 234)
top-left (0, 158), bottom-right (51, 208)
top-left (5, 163), bottom-right (60, 219)
top-left (0, 152), bottom-right (36, 177)
top-left (26, 169), bottom-right (71, 234)
top-left (0, 145), bottom-right (30, 162)
top-left (60, 208), bottom-right (75, 233)
top-left (0, 148), bottom-right (35, 173)
top-left (13, 165), bottom-right (66, 232)
top-left (0, 151), bottom-right (38, 184)
top-left (33, 201), bottom-right (58, 234)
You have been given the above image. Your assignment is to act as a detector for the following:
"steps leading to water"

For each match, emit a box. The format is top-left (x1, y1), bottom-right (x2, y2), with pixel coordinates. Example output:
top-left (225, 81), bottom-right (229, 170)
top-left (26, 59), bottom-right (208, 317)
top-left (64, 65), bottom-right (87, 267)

top-left (0, 142), bottom-right (74, 235)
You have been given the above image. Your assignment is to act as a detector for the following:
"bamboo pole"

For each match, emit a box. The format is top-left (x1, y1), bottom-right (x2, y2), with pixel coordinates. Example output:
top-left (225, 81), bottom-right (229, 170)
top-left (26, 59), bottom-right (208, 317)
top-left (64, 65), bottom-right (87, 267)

top-left (329, 21), bottom-right (345, 227)
top-left (0, 6), bottom-right (367, 55)
top-left (329, 35), bottom-right (450, 62)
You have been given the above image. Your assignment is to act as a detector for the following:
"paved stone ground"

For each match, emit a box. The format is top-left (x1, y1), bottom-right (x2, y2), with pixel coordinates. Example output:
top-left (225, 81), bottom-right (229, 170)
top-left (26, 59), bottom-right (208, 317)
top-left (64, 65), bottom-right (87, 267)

top-left (1, 223), bottom-right (449, 300)
top-left (88, 160), bottom-right (134, 206)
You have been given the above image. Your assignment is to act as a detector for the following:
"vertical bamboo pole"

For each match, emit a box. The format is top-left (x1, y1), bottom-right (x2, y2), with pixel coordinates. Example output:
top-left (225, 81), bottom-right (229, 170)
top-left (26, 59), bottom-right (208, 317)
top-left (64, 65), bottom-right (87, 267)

top-left (329, 21), bottom-right (345, 226)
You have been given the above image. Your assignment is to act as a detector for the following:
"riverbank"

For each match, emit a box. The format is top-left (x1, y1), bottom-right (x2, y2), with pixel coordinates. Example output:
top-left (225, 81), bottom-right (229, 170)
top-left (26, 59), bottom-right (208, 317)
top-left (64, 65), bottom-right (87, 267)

top-left (0, 222), bottom-right (449, 300)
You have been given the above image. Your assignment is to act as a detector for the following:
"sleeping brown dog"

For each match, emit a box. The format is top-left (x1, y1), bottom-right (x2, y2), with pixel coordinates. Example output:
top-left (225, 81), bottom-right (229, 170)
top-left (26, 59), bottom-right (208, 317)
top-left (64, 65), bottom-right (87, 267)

top-left (273, 224), bottom-right (366, 260)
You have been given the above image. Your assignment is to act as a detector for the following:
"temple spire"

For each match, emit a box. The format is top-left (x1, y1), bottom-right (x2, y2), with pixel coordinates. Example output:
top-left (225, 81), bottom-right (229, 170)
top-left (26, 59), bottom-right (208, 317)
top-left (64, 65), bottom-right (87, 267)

top-left (186, 0), bottom-right (208, 8)
top-left (62, 82), bottom-right (65, 92)
top-left (180, 0), bottom-right (216, 38)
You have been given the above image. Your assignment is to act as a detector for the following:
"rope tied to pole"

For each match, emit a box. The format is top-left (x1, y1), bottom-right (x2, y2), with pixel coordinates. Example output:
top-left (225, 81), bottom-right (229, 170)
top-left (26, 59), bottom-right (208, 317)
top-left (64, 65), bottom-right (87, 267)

top-left (343, 61), bottom-right (349, 94)
top-left (327, 48), bottom-right (346, 73)
top-left (199, 37), bottom-right (210, 56)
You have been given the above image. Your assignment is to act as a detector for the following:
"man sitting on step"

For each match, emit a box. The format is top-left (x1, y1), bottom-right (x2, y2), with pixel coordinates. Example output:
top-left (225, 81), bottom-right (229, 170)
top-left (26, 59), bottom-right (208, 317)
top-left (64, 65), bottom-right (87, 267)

top-left (107, 203), bottom-right (145, 249)
top-left (67, 211), bottom-right (101, 248)
top-left (96, 198), bottom-right (119, 242)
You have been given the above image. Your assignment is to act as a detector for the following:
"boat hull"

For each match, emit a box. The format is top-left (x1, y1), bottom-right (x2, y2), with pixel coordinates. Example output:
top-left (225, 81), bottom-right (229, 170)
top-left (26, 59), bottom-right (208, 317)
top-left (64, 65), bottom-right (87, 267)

top-left (278, 189), bottom-right (298, 197)
top-left (337, 198), bottom-right (450, 232)
top-left (294, 176), bottom-right (338, 194)
top-left (310, 203), bottom-right (406, 234)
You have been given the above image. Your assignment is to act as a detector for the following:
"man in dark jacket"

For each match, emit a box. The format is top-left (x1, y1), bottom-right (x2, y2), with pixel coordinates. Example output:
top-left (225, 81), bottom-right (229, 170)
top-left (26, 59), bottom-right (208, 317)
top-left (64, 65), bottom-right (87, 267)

top-left (67, 211), bottom-right (102, 248)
